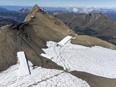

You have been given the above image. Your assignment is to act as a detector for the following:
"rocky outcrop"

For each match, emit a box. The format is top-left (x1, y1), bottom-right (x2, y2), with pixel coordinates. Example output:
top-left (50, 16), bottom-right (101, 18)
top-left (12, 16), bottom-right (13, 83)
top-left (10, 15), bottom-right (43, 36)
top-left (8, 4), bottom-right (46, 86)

top-left (24, 4), bottom-right (40, 22)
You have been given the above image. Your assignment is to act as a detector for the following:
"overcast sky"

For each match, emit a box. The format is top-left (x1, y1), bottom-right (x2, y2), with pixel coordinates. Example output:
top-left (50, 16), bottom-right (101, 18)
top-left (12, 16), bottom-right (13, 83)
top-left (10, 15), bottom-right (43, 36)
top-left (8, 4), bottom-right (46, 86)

top-left (0, 0), bottom-right (116, 8)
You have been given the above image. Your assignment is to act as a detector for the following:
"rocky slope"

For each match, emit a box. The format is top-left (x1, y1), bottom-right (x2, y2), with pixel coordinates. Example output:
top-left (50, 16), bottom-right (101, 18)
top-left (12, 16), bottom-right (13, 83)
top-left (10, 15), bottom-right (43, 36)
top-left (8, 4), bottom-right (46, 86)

top-left (0, 5), bottom-right (116, 72)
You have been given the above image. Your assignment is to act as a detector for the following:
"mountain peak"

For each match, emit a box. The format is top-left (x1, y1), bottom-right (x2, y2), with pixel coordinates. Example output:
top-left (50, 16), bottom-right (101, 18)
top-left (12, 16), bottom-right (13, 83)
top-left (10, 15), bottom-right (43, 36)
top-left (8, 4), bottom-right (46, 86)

top-left (24, 4), bottom-right (40, 22)
top-left (32, 4), bottom-right (40, 12)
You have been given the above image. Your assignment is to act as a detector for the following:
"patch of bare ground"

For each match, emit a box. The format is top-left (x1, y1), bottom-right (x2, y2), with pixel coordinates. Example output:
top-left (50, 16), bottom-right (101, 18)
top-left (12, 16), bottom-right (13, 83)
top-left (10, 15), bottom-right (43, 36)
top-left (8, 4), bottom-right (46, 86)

top-left (71, 71), bottom-right (116, 87)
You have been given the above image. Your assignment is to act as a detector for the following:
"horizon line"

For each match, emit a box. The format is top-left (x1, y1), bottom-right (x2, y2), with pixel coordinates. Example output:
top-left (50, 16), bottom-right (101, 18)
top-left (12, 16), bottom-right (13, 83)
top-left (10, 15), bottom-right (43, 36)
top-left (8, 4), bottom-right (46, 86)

top-left (0, 5), bottom-right (116, 9)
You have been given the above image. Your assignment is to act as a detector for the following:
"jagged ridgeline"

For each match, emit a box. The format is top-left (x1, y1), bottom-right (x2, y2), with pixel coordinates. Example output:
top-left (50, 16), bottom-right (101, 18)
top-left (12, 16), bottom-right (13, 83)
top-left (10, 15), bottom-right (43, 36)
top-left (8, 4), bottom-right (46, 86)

top-left (0, 5), bottom-right (116, 72)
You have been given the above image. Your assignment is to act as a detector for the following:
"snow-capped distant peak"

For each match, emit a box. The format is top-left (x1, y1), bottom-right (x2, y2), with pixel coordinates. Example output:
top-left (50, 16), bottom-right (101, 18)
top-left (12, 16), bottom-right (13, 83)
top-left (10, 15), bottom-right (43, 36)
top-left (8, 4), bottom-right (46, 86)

top-left (72, 8), bottom-right (79, 12)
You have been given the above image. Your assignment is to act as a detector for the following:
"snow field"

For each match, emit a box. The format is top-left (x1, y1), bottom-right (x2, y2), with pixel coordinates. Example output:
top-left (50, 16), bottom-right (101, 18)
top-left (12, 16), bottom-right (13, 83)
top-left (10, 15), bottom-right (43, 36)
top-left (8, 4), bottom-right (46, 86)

top-left (42, 41), bottom-right (116, 78)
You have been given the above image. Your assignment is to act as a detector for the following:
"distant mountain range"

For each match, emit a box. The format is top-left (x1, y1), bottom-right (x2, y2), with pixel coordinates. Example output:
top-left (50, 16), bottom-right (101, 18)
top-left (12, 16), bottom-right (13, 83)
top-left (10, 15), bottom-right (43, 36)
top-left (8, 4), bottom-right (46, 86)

top-left (0, 6), bottom-right (116, 21)
top-left (0, 7), bottom-right (8, 11)
top-left (1, 5), bottom-right (116, 12)
top-left (0, 6), bottom-right (32, 11)
top-left (50, 11), bottom-right (116, 45)
top-left (0, 8), bottom-right (29, 22)
top-left (0, 6), bottom-right (66, 11)
top-left (0, 17), bottom-right (18, 27)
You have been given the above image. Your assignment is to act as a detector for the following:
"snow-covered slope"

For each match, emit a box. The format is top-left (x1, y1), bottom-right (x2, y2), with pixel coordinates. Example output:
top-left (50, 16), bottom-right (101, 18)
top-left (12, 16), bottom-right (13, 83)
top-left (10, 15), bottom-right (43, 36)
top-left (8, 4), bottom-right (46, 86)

top-left (0, 64), bottom-right (89, 87)
top-left (42, 41), bottom-right (116, 78)
top-left (1, 38), bottom-right (116, 87)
